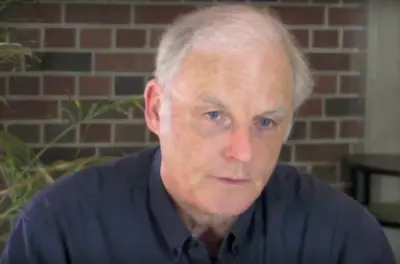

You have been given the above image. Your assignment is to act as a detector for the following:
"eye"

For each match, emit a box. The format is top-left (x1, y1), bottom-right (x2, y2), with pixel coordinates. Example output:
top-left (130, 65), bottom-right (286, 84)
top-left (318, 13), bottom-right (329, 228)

top-left (205, 111), bottom-right (221, 120)
top-left (203, 111), bottom-right (231, 127)
top-left (257, 118), bottom-right (274, 128)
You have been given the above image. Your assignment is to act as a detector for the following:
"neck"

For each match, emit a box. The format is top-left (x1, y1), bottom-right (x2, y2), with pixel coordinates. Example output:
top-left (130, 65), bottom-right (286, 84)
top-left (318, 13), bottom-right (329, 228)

top-left (160, 166), bottom-right (237, 256)
top-left (176, 201), bottom-right (236, 237)
top-left (160, 166), bottom-right (237, 236)
top-left (175, 198), bottom-right (237, 258)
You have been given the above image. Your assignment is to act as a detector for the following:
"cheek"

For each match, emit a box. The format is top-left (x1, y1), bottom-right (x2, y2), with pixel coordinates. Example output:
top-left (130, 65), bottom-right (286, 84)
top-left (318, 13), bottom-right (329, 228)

top-left (162, 119), bottom-right (211, 172)
top-left (251, 137), bottom-right (285, 173)
top-left (171, 113), bottom-right (223, 156)
top-left (261, 136), bottom-right (284, 157)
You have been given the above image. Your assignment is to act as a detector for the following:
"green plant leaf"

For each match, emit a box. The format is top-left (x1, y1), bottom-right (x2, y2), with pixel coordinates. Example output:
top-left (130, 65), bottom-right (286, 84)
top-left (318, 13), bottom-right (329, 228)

top-left (0, 131), bottom-right (34, 166)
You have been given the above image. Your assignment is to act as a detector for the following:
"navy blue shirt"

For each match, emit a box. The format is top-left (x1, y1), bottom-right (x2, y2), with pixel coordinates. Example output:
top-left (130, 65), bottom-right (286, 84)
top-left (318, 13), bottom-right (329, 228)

top-left (0, 146), bottom-right (396, 263)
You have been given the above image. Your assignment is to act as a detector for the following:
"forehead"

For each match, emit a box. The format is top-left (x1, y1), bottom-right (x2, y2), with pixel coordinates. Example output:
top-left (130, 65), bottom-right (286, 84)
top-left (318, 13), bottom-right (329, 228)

top-left (171, 42), bottom-right (293, 106)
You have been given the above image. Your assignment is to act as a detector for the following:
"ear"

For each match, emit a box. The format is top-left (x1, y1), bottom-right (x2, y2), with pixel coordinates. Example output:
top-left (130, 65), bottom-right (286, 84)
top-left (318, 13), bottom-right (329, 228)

top-left (144, 78), bottom-right (162, 136)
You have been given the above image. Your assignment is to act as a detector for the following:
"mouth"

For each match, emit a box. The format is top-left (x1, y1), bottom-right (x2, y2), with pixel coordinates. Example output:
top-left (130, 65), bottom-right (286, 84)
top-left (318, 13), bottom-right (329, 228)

top-left (214, 177), bottom-right (250, 186)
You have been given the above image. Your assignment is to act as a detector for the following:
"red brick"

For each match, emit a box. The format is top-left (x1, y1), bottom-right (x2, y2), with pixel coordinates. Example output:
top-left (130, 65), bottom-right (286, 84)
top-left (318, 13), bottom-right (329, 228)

top-left (313, 75), bottom-right (337, 94)
top-left (80, 29), bottom-right (111, 48)
top-left (95, 53), bottom-right (154, 72)
top-left (310, 121), bottom-right (336, 139)
top-left (296, 98), bottom-right (322, 117)
top-left (44, 28), bottom-right (76, 48)
top-left (149, 29), bottom-right (165, 48)
top-left (61, 100), bottom-right (128, 120)
top-left (295, 143), bottom-right (349, 162)
top-left (340, 75), bottom-right (363, 94)
top-left (329, 7), bottom-right (366, 26)
top-left (135, 5), bottom-right (197, 25)
top-left (280, 145), bottom-right (292, 163)
top-left (271, 6), bottom-right (325, 25)
top-left (288, 121), bottom-right (307, 140)
top-left (325, 98), bottom-right (364, 117)
top-left (44, 123), bottom-right (75, 143)
top-left (9, 28), bottom-right (41, 48)
top-left (289, 29), bottom-right (309, 49)
top-left (307, 53), bottom-right (351, 71)
top-left (313, 30), bottom-right (339, 48)
top-left (116, 29), bottom-right (146, 48)
top-left (3, 3), bottom-right (61, 23)
top-left (33, 52), bottom-right (91, 72)
top-left (0, 100), bottom-right (58, 120)
top-left (115, 124), bottom-right (146, 142)
top-left (43, 76), bottom-right (75, 96)
top-left (80, 124), bottom-right (111, 143)
top-left (343, 30), bottom-right (367, 49)
top-left (9, 76), bottom-right (40, 95)
top-left (79, 76), bottom-right (111, 96)
top-left (66, 4), bottom-right (130, 24)
top-left (340, 120), bottom-right (363, 138)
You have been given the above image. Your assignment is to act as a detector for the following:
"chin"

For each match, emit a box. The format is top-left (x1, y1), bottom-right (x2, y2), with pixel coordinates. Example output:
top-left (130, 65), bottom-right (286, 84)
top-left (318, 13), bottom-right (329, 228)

top-left (202, 194), bottom-right (256, 216)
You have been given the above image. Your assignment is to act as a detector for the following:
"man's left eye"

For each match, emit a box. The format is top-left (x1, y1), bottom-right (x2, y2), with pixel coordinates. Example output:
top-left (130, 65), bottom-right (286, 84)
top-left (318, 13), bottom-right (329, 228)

top-left (258, 118), bottom-right (273, 127)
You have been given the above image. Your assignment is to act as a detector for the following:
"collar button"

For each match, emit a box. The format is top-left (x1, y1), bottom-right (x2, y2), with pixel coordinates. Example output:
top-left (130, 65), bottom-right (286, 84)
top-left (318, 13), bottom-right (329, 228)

top-left (191, 240), bottom-right (199, 249)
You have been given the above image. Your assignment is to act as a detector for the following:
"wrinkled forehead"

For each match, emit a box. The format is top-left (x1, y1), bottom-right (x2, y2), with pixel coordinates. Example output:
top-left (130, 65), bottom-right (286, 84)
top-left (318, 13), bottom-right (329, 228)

top-left (169, 42), bottom-right (294, 104)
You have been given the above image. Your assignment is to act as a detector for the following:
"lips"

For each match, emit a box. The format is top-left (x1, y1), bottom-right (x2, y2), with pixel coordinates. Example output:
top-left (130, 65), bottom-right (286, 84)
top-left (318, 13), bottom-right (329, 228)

top-left (215, 177), bottom-right (250, 185)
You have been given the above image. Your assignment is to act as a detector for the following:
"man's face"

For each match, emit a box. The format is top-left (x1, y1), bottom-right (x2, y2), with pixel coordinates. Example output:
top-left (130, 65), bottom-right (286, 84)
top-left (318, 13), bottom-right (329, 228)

top-left (145, 42), bottom-right (294, 217)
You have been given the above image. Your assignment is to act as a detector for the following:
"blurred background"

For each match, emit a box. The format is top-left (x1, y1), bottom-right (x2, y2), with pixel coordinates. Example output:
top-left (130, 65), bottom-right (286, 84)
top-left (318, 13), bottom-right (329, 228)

top-left (0, 0), bottom-right (399, 262)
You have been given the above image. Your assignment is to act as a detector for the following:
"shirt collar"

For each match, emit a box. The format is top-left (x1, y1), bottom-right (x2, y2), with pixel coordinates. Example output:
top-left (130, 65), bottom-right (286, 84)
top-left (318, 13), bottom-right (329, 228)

top-left (148, 147), bottom-right (256, 254)
top-left (148, 147), bottom-right (191, 253)
top-left (228, 195), bottom-right (256, 250)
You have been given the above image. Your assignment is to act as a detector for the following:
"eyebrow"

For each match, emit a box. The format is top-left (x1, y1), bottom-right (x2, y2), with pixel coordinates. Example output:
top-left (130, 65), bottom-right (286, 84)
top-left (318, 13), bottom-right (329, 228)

top-left (200, 94), bottom-right (286, 118)
top-left (201, 94), bottom-right (224, 107)
top-left (260, 107), bottom-right (286, 118)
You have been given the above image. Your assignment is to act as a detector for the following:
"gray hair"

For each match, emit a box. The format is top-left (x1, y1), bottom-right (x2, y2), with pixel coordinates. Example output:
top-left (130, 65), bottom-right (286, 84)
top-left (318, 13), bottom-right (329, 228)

top-left (154, 4), bottom-right (314, 111)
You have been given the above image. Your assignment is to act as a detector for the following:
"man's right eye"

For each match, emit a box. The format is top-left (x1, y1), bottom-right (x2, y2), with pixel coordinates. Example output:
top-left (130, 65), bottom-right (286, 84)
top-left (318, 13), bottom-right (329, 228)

top-left (204, 111), bottom-right (221, 120)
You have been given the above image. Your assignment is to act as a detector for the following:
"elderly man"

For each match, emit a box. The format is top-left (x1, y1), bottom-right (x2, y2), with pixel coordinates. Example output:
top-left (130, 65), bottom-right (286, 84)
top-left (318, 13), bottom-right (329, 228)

top-left (0, 4), bottom-right (396, 264)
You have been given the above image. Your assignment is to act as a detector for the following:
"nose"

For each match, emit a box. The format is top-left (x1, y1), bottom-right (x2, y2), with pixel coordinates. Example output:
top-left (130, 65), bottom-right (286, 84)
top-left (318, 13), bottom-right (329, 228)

top-left (225, 127), bottom-right (253, 162)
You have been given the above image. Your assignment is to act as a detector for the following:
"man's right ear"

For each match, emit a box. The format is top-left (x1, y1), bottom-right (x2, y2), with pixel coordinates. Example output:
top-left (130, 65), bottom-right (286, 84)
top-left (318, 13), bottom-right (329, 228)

top-left (144, 79), bottom-right (162, 136)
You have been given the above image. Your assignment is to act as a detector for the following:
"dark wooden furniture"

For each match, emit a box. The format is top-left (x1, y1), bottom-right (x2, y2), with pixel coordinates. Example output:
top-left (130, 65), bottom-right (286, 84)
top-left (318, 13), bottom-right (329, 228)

top-left (342, 154), bottom-right (400, 229)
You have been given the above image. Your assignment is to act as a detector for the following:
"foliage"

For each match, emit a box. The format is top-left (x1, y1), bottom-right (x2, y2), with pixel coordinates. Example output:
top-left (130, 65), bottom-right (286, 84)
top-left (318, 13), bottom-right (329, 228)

top-left (0, 0), bottom-right (146, 235)
top-left (0, 0), bottom-right (38, 105)
top-left (0, 98), bottom-right (144, 229)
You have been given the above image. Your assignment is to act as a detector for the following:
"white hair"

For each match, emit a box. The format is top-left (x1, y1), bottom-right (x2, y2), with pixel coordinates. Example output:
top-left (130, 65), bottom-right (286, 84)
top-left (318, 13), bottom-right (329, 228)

top-left (155, 4), bottom-right (314, 139)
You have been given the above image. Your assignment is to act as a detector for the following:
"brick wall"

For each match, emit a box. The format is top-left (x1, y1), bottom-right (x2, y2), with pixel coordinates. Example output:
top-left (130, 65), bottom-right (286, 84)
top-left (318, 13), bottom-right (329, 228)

top-left (0, 0), bottom-right (367, 190)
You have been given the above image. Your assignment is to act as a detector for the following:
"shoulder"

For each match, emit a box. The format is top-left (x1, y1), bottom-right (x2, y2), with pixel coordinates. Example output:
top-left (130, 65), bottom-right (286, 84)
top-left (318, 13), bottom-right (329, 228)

top-left (258, 164), bottom-right (395, 262)
top-left (273, 163), bottom-right (379, 217)
top-left (18, 146), bottom-right (159, 219)
top-left (268, 163), bottom-right (388, 244)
